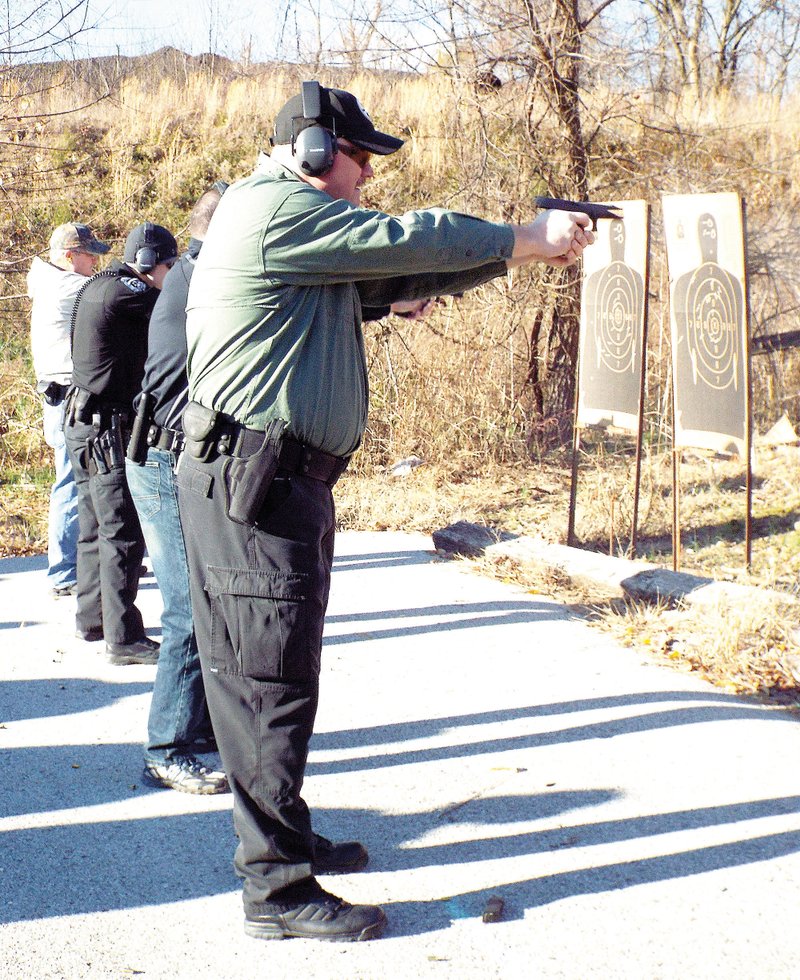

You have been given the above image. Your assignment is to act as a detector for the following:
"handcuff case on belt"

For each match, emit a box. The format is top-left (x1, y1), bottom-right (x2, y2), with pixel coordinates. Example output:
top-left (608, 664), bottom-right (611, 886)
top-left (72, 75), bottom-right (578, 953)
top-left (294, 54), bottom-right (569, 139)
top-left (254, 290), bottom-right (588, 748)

top-left (182, 401), bottom-right (220, 462)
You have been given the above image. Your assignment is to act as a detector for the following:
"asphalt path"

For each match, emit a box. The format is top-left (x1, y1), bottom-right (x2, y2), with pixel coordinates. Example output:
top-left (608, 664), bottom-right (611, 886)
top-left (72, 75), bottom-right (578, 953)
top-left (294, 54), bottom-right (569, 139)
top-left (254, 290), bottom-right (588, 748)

top-left (1, 530), bottom-right (800, 979)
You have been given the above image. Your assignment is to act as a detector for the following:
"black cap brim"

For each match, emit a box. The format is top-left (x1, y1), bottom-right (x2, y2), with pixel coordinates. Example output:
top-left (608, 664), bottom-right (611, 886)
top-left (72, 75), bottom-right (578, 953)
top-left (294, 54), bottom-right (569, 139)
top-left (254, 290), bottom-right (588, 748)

top-left (348, 133), bottom-right (404, 155)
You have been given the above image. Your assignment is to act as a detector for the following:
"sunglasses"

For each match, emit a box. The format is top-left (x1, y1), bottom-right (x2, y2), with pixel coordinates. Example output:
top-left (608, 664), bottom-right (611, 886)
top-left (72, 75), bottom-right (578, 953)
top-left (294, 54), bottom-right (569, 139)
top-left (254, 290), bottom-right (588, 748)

top-left (338, 142), bottom-right (372, 169)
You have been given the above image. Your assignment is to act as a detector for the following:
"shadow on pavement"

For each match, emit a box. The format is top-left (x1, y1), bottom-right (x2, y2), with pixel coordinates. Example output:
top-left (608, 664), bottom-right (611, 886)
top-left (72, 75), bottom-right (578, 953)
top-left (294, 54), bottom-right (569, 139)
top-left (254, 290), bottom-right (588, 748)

top-left (308, 693), bottom-right (795, 777)
top-left (360, 793), bottom-right (800, 937)
top-left (0, 555), bottom-right (48, 575)
top-left (370, 793), bottom-right (800, 870)
top-left (0, 809), bottom-right (237, 924)
top-left (332, 550), bottom-right (436, 573)
top-left (323, 599), bottom-right (567, 646)
top-left (380, 811), bottom-right (800, 938)
top-left (313, 690), bottom-right (783, 751)
top-left (0, 742), bottom-right (165, 818)
top-left (0, 678), bottom-right (152, 724)
top-left (5, 792), bottom-right (798, 931)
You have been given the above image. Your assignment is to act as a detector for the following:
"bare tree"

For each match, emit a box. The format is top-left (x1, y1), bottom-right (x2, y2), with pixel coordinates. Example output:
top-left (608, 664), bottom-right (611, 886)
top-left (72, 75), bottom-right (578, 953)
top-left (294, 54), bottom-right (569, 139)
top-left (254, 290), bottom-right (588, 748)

top-left (377, 0), bottom-right (618, 436)
top-left (748, 1), bottom-right (800, 96)
top-left (639, 0), bottom-right (783, 97)
top-left (1, 0), bottom-right (94, 65)
top-left (331, 0), bottom-right (384, 69)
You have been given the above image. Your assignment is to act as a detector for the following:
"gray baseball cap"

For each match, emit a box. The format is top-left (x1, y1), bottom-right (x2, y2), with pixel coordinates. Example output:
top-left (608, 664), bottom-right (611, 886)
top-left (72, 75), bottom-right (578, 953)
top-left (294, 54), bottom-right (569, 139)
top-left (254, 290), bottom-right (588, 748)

top-left (49, 222), bottom-right (110, 254)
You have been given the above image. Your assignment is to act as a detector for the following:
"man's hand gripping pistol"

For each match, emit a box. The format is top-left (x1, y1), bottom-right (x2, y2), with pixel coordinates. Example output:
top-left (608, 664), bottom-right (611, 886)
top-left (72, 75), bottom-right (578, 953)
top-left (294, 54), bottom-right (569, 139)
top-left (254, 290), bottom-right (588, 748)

top-left (533, 196), bottom-right (623, 230)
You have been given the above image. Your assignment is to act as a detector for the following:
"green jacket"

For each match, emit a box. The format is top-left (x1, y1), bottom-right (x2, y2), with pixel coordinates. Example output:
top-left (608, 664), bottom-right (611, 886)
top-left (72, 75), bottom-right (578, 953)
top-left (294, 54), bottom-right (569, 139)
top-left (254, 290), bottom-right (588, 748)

top-left (186, 155), bottom-right (515, 458)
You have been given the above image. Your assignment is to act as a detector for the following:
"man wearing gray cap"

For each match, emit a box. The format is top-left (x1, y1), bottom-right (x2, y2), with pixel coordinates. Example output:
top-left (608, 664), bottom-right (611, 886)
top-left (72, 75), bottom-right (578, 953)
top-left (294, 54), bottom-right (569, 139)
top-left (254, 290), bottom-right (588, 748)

top-left (178, 82), bottom-right (593, 941)
top-left (64, 221), bottom-right (178, 666)
top-left (27, 223), bottom-right (110, 597)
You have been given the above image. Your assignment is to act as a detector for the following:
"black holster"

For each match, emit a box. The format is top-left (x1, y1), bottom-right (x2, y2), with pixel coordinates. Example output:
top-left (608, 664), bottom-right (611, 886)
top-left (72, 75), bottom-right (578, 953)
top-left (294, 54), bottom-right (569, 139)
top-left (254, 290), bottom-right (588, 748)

top-left (37, 381), bottom-right (69, 407)
top-left (86, 412), bottom-right (126, 475)
top-left (65, 386), bottom-right (95, 426)
top-left (222, 418), bottom-right (287, 526)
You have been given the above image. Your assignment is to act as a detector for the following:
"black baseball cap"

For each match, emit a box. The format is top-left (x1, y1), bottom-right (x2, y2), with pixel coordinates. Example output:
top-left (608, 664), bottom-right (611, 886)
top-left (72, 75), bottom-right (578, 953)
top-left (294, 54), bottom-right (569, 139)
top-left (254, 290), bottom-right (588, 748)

top-left (273, 86), bottom-right (404, 156)
top-left (123, 222), bottom-right (178, 266)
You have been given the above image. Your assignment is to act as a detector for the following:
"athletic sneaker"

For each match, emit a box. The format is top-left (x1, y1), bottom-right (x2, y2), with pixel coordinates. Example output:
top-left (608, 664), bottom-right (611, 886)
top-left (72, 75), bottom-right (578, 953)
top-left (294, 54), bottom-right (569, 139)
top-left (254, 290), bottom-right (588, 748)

top-left (142, 753), bottom-right (229, 795)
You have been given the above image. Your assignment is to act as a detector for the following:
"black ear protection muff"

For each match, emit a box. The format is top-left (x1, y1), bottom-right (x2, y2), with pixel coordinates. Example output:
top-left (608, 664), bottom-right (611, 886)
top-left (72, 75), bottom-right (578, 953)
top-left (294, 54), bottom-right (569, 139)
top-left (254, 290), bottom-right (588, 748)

top-left (135, 222), bottom-right (158, 273)
top-left (292, 81), bottom-right (337, 177)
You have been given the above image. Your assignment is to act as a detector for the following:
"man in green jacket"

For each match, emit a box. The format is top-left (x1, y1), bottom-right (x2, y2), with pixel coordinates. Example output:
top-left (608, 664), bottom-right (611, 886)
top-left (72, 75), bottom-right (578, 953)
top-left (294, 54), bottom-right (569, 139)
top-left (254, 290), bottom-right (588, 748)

top-left (177, 82), bottom-right (593, 942)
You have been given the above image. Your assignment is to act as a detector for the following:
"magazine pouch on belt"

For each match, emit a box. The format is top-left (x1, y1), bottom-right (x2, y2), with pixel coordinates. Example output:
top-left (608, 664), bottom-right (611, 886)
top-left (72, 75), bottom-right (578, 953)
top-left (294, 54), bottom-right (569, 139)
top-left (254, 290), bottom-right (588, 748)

top-left (222, 418), bottom-right (287, 526)
top-left (182, 401), bottom-right (219, 462)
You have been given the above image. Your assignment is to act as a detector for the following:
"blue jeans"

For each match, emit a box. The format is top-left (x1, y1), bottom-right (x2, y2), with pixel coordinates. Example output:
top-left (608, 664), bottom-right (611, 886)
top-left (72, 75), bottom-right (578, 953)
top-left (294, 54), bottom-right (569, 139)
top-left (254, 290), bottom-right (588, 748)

top-left (126, 448), bottom-right (210, 762)
top-left (43, 399), bottom-right (79, 588)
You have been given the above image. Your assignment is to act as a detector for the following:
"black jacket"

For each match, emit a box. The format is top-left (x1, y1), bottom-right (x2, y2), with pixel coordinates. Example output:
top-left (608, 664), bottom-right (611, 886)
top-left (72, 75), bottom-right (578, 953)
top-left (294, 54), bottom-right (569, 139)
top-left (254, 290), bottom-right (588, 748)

top-left (71, 260), bottom-right (159, 407)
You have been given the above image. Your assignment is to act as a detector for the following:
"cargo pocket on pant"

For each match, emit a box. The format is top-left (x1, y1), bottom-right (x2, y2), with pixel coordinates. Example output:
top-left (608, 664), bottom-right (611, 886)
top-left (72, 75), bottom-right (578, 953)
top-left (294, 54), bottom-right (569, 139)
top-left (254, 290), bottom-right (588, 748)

top-left (204, 565), bottom-right (313, 682)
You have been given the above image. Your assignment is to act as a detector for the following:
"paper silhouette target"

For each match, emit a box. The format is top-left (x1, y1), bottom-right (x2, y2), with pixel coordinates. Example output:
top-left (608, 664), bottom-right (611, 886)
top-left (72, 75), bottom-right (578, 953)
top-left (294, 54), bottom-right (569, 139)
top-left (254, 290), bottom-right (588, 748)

top-left (578, 200), bottom-right (649, 432)
top-left (663, 193), bottom-right (748, 456)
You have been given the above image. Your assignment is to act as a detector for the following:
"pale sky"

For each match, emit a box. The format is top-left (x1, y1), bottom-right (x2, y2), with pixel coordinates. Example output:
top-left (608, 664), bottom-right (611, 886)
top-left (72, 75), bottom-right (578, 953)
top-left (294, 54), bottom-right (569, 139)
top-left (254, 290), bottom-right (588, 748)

top-left (84, 0), bottom-right (291, 61)
top-left (70, 1), bottom-right (413, 66)
top-left (28, 0), bottom-right (443, 73)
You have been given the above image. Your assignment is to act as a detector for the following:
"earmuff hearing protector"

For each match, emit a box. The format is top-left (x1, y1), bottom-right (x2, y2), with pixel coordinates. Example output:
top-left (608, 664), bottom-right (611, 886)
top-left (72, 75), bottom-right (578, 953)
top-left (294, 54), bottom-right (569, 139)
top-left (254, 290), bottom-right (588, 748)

top-left (135, 222), bottom-right (159, 273)
top-left (293, 81), bottom-right (337, 177)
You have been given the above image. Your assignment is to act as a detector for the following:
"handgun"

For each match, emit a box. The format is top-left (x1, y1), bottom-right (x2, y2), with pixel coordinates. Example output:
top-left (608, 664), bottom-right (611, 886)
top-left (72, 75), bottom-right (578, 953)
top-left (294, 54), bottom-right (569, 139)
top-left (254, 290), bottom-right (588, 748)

top-left (534, 196), bottom-right (623, 230)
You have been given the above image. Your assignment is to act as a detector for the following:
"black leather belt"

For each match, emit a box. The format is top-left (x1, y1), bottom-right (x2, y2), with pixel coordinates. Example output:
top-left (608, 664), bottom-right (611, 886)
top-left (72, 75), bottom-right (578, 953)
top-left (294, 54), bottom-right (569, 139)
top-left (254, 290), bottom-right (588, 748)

top-left (216, 422), bottom-right (348, 487)
top-left (147, 423), bottom-right (185, 455)
top-left (278, 437), bottom-right (348, 485)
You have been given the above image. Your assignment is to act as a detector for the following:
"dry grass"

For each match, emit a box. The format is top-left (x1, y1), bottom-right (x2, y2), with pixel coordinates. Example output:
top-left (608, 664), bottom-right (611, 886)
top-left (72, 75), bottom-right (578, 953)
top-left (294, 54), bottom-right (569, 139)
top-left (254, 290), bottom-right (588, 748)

top-left (593, 592), bottom-right (800, 705)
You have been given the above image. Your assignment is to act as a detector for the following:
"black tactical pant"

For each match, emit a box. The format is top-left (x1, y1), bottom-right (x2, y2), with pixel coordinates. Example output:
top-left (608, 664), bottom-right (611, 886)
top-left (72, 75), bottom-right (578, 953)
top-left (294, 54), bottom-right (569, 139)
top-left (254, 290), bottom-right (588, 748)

top-left (64, 419), bottom-right (146, 644)
top-left (176, 452), bottom-right (335, 909)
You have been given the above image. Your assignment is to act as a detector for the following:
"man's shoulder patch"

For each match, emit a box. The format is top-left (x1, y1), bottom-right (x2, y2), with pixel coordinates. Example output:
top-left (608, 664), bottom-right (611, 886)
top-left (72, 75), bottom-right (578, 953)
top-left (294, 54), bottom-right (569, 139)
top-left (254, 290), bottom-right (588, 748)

top-left (120, 276), bottom-right (148, 294)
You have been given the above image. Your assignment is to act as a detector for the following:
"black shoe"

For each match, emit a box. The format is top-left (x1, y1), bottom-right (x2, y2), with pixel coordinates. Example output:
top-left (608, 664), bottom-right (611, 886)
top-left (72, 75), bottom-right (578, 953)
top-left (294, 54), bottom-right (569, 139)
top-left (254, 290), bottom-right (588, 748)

top-left (76, 626), bottom-right (103, 642)
top-left (244, 879), bottom-right (386, 942)
top-left (142, 754), bottom-right (229, 795)
top-left (53, 583), bottom-right (76, 598)
top-left (311, 834), bottom-right (369, 874)
top-left (106, 636), bottom-right (160, 665)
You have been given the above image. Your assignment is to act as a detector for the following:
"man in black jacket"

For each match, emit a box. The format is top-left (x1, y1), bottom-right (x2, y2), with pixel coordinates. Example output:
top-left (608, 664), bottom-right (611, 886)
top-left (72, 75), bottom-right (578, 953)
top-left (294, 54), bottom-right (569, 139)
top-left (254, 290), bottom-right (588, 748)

top-left (126, 188), bottom-right (229, 792)
top-left (65, 222), bottom-right (178, 665)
